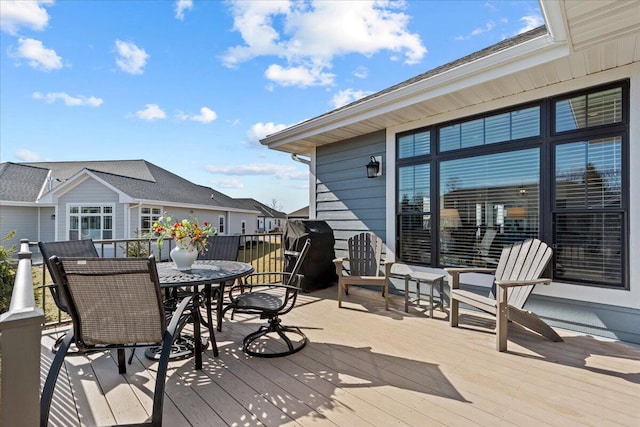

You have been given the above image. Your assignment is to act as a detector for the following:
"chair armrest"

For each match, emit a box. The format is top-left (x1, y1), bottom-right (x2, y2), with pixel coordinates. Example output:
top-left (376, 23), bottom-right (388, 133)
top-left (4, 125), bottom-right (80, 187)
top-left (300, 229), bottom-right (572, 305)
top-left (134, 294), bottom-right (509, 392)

top-left (445, 267), bottom-right (496, 290)
top-left (444, 267), bottom-right (496, 275)
top-left (382, 259), bottom-right (394, 277)
top-left (333, 257), bottom-right (348, 276)
top-left (494, 278), bottom-right (552, 288)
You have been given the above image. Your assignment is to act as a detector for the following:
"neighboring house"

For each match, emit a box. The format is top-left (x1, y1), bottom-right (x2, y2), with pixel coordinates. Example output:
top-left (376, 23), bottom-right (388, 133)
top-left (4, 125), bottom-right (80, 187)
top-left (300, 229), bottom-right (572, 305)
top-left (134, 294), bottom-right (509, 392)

top-left (236, 198), bottom-right (288, 233)
top-left (261, 1), bottom-right (640, 344)
top-left (0, 160), bottom-right (260, 251)
top-left (287, 206), bottom-right (309, 221)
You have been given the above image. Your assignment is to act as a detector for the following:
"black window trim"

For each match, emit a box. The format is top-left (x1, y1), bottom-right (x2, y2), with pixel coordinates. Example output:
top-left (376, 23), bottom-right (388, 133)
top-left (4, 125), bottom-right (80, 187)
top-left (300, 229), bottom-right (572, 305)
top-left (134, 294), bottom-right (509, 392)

top-left (395, 79), bottom-right (629, 290)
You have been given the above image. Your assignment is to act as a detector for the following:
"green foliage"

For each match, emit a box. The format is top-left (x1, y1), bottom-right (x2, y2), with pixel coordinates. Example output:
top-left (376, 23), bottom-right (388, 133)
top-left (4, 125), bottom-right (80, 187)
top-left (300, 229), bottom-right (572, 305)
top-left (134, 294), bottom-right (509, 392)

top-left (0, 227), bottom-right (17, 313)
top-left (120, 229), bottom-right (151, 257)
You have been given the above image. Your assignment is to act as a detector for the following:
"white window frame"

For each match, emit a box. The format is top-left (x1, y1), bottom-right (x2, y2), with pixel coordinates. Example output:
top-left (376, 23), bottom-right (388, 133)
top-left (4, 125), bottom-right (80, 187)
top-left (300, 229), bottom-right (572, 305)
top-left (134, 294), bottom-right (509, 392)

top-left (67, 203), bottom-right (115, 241)
top-left (218, 215), bottom-right (225, 234)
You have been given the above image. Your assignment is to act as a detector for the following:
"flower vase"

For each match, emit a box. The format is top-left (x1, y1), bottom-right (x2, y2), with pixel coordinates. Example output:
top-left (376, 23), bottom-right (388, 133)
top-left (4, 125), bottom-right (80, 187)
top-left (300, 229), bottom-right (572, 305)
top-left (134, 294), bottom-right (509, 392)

top-left (170, 244), bottom-right (198, 271)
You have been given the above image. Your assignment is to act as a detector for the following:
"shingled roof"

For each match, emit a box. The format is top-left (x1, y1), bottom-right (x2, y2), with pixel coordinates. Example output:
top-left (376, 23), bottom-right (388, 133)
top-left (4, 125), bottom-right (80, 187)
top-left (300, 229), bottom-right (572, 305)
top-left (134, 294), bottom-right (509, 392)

top-left (0, 159), bottom-right (253, 211)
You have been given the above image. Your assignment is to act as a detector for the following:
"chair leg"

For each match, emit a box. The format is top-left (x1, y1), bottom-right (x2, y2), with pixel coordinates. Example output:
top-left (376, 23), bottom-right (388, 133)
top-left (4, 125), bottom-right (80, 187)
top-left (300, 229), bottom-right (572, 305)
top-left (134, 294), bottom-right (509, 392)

top-left (450, 298), bottom-right (459, 327)
top-left (337, 281), bottom-right (343, 308)
top-left (41, 329), bottom-right (74, 427)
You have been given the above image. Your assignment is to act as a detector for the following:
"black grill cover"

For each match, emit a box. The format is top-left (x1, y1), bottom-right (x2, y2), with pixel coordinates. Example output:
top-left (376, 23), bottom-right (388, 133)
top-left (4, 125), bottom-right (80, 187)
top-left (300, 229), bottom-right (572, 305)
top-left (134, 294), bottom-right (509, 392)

top-left (284, 220), bottom-right (338, 292)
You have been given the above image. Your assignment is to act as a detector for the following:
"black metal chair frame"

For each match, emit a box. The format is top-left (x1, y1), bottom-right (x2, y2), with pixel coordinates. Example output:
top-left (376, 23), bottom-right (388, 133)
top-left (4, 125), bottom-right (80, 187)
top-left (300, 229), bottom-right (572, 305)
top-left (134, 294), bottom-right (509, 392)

top-left (197, 235), bottom-right (242, 332)
top-left (223, 238), bottom-right (311, 358)
top-left (40, 256), bottom-right (196, 427)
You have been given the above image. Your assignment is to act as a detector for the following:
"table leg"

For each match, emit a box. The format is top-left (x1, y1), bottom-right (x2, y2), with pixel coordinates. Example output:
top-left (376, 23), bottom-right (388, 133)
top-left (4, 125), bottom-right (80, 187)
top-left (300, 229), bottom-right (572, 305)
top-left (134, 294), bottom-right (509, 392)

top-left (217, 281), bottom-right (226, 332)
top-left (428, 280), bottom-right (434, 318)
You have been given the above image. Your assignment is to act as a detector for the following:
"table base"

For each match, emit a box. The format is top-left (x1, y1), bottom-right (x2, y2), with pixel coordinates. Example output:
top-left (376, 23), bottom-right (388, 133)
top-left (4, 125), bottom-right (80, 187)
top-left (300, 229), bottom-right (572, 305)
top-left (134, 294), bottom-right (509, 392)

top-left (144, 334), bottom-right (209, 361)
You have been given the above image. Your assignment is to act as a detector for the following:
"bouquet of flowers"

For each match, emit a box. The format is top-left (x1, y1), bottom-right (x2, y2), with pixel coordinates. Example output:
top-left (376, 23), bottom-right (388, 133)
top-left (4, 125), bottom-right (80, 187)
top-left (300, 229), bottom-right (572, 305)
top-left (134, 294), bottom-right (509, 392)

top-left (152, 213), bottom-right (216, 252)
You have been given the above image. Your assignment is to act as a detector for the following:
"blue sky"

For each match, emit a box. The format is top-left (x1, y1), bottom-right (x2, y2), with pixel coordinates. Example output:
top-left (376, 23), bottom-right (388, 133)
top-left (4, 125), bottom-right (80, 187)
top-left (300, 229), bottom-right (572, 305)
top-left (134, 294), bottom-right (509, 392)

top-left (0, 0), bottom-right (542, 213)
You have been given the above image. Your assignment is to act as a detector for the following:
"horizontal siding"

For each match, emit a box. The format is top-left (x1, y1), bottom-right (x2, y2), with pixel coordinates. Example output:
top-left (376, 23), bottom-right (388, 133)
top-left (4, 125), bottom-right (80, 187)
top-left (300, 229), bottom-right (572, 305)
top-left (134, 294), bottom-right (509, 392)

top-left (316, 130), bottom-right (386, 258)
top-left (0, 206), bottom-right (39, 250)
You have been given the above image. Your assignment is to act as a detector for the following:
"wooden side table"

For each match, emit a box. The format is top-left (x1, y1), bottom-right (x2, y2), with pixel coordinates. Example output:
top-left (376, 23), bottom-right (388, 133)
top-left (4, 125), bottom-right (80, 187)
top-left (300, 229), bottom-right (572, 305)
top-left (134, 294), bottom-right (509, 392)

top-left (391, 264), bottom-right (446, 318)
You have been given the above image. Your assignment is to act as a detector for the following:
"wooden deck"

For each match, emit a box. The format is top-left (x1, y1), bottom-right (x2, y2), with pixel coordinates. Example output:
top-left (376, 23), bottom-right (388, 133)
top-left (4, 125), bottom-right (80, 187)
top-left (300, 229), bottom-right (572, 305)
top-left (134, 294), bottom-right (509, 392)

top-left (41, 285), bottom-right (640, 426)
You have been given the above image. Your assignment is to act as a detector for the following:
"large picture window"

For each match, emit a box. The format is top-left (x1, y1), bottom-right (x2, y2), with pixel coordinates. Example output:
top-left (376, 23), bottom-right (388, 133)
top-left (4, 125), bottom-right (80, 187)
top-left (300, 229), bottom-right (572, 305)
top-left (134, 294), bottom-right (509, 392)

top-left (68, 205), bottom-right (113, 240)
top-left (396, 81), bottom-right (628, 288)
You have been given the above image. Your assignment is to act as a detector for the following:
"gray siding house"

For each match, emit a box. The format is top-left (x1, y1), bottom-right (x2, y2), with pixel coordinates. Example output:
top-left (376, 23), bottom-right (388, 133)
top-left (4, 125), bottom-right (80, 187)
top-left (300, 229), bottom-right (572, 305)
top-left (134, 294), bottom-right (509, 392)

top-left (0, 160), bottom-right (260, 250)
top-left (236, 198), bottom-right (288, 233)
top-left (261, 1), bottom-right (640, 344)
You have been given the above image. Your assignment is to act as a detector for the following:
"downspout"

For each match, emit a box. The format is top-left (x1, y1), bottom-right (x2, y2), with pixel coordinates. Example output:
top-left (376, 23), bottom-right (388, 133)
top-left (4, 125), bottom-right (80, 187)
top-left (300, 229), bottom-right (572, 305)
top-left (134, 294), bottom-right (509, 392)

top-left (128, 203), bottom-right (142, 238)
top-left (291, 153), bottom-right (310, 165)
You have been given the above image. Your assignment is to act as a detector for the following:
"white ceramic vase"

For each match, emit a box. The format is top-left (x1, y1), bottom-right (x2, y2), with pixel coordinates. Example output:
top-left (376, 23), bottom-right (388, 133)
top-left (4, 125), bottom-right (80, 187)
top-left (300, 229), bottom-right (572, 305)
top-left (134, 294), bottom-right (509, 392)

top-left (170, 244), bottom-right (198, 271)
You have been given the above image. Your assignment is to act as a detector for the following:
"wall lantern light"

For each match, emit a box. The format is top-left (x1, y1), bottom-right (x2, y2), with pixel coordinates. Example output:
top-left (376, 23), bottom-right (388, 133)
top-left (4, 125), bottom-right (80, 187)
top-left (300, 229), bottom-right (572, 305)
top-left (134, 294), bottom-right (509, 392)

top-left (366, 156), bottom-right (382, 178)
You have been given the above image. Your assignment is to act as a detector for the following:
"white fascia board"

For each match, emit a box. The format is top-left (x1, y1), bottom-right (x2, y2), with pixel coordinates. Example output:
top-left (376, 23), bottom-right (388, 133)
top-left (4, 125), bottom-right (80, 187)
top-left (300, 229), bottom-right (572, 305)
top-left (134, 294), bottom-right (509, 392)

top-left (540, 0), bottom-right (570, 45)
top-left (0, 201), bottom-right (46, 207)
top-left (263, 34), bottom-right (569, 151)
top-left (36, 169), bottom-right (54, 200)
top-left (141, 199), bottom-right (261, 215)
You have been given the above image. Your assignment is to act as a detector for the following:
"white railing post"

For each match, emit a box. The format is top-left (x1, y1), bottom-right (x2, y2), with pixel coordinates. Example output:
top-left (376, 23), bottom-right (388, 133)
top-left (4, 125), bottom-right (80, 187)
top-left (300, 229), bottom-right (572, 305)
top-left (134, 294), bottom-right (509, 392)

top-left (0, 239), bottom-right (45, 427)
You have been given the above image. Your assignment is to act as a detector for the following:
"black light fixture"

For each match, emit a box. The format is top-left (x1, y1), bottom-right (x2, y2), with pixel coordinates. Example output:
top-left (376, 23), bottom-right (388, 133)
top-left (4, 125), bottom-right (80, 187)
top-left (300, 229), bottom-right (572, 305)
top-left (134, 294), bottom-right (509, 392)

top-left (366, 156), bottom-right (381, 178)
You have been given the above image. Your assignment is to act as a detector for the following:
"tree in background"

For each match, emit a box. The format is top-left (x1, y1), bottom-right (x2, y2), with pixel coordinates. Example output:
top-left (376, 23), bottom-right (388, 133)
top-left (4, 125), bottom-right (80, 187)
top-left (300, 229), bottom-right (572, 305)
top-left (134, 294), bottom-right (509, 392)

top-left (0, 223), bottom-right (16, 313)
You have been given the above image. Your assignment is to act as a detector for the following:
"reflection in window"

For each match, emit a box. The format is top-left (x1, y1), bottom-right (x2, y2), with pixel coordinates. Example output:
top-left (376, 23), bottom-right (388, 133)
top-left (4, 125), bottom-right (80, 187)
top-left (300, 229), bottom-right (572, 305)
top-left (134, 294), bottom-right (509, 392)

top-left (398, 164), bottom-right (430, 264)
top-left (440, 149), bottom-right (539, 267)
top-left (398, 130), bottom-right (430, 159)
top-left (555, 138), bottom-right (622, 209)
top-left (68, 205), bottom-right (113, 240)
top-left (555, 87), bottom-right (622, 132)
top-left (440, 106), bottom-right (539, 151)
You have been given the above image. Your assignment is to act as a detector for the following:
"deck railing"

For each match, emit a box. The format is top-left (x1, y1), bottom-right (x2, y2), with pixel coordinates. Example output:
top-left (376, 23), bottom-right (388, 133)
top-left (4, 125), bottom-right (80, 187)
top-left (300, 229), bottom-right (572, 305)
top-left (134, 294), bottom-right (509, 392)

top-left (0, 240), bottom-right (45, 427)
top-left (32, 233), bottom-right (284, 329)
top-left (0, 233), bottom-right (284, 426)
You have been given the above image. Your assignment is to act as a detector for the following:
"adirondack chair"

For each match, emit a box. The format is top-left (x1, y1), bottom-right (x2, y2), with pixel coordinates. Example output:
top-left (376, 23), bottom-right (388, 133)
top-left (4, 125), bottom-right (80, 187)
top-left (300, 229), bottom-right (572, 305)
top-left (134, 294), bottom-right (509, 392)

top-left (447, 238), bottom-right (563, 352)
top-left (334, 232), bottom-right (393, 310)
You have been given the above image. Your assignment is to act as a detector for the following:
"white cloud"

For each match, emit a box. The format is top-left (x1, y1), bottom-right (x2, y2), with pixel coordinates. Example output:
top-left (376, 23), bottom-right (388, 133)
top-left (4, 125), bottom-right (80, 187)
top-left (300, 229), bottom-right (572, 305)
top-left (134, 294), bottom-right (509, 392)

top-left (353, 66), bottom-right (368, 79)
top-left (176, 106), bottom-right (217, 123)
top-left (135, 104), bottom-right (166, 121)
top-left (518, 14), bottom-right (544, 34)
top-left (265, 64), bottom-right (334, 87)
top-left (191, 107), bottom-right (217, 123)
top-left (223, 0), bottom-right (426, 87)
top-left (331, 88), bottom-right (373, 109)
top-left (213, 178), bottom-right (244, 189)
top-left (32, 91), bottom-right (103, 107)
top-left (246, 122), bottom-right (288, 145)
top-left (175, 0), bottom-right (193, 20)
top-left (0, 0), bottom-right (52, 35)
top-left (115, 40), bottom-right (149, 75)
top-left (15, 149), bottom-right (41, 162)
top-left (456, 21), bottom-right (496, 41)
top-left (11, 37), bottom-right (62, 71)
top-left (204, 163), bottom-right (308, 181)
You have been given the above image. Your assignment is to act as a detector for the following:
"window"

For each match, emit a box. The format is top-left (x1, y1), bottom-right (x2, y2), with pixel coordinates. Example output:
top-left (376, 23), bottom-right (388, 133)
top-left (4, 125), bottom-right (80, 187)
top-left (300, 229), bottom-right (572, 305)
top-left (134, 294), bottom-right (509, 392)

top-left (396, 81), bottom-right (628, 288)
top-left (140, 207), bottom-right (162, 234)
top-left (218, 216), bottom-right (225, 234)
top-left (68, 205), bottom-right (114, 240)
top-left (241, 221), bottom-right (246, 234)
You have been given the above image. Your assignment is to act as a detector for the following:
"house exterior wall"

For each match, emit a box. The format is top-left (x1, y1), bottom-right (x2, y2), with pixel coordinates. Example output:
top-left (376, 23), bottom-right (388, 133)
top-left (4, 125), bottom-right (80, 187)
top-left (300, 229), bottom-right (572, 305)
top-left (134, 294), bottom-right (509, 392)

top-left (229, 212), bottom-right (258, 235)
top-left (313, 65), bottom-right (640, 344)
top-left (0, 206), bottom-right (40, 250)
top-left (315, 130), bottom-right (386, 257)
top-left (56, 178), bottom-right (121, 240)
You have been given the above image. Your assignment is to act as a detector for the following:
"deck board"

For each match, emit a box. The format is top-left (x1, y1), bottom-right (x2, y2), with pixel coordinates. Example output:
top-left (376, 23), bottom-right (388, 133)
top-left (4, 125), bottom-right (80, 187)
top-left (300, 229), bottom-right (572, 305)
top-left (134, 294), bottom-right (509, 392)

top-left (41, 285), bottom-right (640, 426)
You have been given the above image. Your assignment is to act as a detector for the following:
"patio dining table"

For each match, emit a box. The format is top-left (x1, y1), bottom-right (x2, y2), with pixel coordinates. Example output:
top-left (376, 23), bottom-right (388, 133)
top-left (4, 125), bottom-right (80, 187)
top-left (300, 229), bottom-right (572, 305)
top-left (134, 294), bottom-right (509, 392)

top-left (153, 259), bottom-right (254, 369)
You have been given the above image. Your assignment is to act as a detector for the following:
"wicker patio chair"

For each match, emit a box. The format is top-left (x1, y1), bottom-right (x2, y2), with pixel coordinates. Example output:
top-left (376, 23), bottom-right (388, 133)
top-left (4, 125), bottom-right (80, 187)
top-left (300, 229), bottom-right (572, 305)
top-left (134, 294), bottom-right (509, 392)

top-left (40, 256), bottom-right (196, 427)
